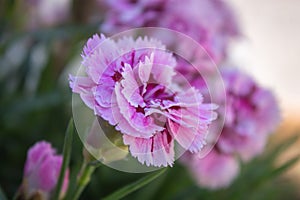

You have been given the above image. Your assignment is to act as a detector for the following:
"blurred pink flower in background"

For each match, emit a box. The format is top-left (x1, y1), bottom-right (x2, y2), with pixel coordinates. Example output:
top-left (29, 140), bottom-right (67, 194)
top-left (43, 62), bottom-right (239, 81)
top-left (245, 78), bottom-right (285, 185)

top-left (70, 34), bottom-right (217, 167)
top-left (181, 67), bottom-right (281, 189)
top-left (21, 141), bottom-right (69, 199)
top-left (100, 0), bottom-right (240, 63)
top-left (25, 0), bottom-right (71, 29)
top-left (183, 149), bottom-right (240, 189)
top-left (217, 68), bottom-right (281, 161)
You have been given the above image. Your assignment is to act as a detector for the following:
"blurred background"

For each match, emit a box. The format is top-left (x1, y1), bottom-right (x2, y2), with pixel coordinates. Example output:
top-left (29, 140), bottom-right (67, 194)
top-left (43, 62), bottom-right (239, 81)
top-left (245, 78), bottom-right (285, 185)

top-left (0, 0), bottom-right (299, 199)
top-left (229, 0), bottom-right (300, 115)
top-left (229, 0), bottom-right (300, 185)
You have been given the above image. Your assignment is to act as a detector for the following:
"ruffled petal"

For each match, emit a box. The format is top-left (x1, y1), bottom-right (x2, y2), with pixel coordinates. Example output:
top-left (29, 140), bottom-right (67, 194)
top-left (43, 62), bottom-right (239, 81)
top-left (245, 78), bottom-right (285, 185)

top-left (123, 130), bottom-right (174, 167)
top-left (82, 34), bottom-right (106, 58)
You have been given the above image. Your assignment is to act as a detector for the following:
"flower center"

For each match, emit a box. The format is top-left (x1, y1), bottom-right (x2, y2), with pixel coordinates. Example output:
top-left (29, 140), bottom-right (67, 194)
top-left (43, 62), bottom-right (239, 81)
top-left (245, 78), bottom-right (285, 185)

top-left (112, 71), bottom-right (123, 82)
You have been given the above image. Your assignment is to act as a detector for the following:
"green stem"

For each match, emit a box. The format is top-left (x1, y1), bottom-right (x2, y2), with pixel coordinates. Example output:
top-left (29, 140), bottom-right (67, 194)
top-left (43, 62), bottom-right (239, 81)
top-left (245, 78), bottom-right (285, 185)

top-left (53, 118), bottom-right (74, 200)
top-left (71, 162), bottom-right (96, 200)
top-left (103, 168), bottom-right (167, 200)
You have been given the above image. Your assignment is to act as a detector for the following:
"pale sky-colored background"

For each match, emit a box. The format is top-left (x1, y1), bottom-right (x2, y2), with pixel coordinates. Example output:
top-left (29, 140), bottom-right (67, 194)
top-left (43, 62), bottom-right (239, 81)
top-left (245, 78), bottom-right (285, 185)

top-left (228, 0), bottom-right (300, 119)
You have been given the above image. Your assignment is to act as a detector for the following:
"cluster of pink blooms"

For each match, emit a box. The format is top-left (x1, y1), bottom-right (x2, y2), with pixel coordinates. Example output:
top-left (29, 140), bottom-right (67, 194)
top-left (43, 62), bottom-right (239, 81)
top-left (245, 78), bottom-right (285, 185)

top-left (70, 34), bottom-right (217, 167)
top-left (20, 141), bottom-right (69, 199)
top-left (100, 0), bottom-right (240, 63)
top-left (96, 0), bottom-right (281, 189)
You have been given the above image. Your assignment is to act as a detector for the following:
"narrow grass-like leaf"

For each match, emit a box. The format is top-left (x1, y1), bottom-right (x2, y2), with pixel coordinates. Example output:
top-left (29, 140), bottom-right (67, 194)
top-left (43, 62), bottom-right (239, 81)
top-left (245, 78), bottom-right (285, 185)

top-left (103, 168), bottom-right (167, 200)
top-left (265, 155), bottom-right (300, 181)
top-left (52, 118), bottom-right (74, 200)
top-left (264, 134), bottom-right (300, 162)
top-left (223, 134), bottom-right (300, 200)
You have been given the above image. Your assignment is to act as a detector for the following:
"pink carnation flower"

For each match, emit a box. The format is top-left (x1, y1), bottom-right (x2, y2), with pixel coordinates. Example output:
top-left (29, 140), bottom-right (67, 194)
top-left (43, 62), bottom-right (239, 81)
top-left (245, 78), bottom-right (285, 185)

top-left (22, 141), bottom-right (69, 199)
top-left (100, 0), bottom-right (239, 62)
top-left (70, 34), bottom-right (217, 167)
top-left (217, 68), bottom-right (281, 161)
top-left (183, 149), bottom-right (239, 189)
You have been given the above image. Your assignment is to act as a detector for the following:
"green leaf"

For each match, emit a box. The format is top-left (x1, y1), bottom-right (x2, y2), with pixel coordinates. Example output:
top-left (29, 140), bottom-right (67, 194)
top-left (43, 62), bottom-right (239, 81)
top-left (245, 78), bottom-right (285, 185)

top-left (266, 155), bottom-right (300, 180)
top-left (264, 134), bottom-right (300, 162)
top-left (52, 118), bottom-right (74, 200)
top-left (103, 168), bottom-right (167, 200)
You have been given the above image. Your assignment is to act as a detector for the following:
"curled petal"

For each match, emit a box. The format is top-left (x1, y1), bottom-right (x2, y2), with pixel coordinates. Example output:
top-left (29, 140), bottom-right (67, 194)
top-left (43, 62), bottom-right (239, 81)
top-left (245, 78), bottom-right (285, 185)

top-left (121, 64), bottom-right (145, 107)
top-left (115, 83), bottom-right (164, 138)
top-left (138, 54), bottom-right (153, 84)
top-left (111, 93), bottom-right (147, 136)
